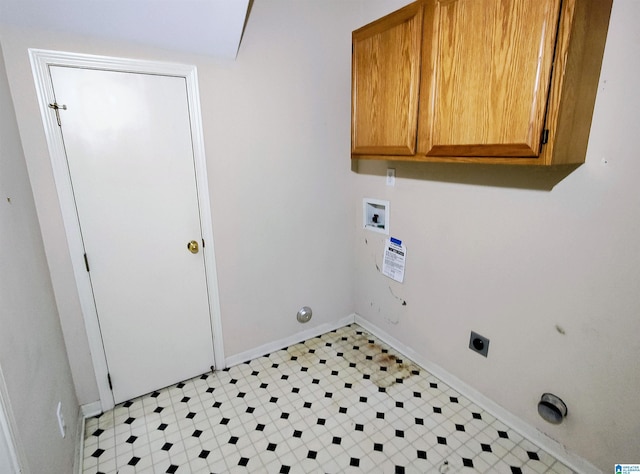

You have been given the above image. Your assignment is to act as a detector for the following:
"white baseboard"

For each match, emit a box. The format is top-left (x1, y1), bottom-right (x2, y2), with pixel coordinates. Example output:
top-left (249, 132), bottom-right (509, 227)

top-left (74, 314), bottom-right (600, 473)
top-left (225, 314), bottom-right (356, 368)
top-left (80, 401), bottom-right (102, 419)
top-left (77, 401), bottom-right (103, 473)
top-left (75, 406), bottom-right (85, 474)
top-left (354, 315), bottom-right (602, 474)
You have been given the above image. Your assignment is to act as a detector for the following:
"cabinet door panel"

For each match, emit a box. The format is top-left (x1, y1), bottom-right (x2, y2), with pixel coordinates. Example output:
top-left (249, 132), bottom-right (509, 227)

top-left (419, 0), bottom-right (561, 157)
top-left (352, 2), bottom-right (423, 155)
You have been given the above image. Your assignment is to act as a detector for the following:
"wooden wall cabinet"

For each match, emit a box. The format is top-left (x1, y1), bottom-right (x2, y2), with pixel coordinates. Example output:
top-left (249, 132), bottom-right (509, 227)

top-left (351, 0), bottom-right (612, 166)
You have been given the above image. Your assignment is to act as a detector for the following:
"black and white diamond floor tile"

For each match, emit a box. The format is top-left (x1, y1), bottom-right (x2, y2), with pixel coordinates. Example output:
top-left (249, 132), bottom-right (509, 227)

top-left (83, 324), bottom-right (574, 473)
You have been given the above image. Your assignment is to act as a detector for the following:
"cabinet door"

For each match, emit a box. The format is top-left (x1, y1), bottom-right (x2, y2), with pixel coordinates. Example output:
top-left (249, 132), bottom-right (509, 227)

top-left (352, 2), bottom-right (423, 156)
top-left (419, 0), bottom-right (561, 158)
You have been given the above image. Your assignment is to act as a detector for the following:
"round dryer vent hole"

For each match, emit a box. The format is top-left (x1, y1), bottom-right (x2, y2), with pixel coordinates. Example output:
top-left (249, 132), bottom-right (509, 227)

top-left (538, 393), bottom-right (567, 424)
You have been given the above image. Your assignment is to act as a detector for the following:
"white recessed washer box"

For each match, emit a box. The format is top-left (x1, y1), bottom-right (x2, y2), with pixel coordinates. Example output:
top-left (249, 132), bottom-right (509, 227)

top-left (363, 198), bottom-right (389, 234)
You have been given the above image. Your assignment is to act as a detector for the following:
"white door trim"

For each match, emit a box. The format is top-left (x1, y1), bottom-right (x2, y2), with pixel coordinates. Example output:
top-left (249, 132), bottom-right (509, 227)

top-left (0, 366), bottom-right (23, 473)
top-left (29, 49), bottom-right (226, 412)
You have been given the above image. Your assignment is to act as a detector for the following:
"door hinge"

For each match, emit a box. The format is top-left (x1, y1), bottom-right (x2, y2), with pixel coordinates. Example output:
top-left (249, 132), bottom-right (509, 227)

top-left (48, 102), bottom-right (67, 127)
top-left (83, 253), bottom-right (90, 272)
top-left (107, 373), bottom-right (113, 390)
top-left (541, 129), bottom-right (550, 145)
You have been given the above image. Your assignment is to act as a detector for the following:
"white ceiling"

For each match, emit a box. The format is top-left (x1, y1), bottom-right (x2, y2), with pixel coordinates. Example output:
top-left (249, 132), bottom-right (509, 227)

top-left (0, 0), bottom-right (251, 59)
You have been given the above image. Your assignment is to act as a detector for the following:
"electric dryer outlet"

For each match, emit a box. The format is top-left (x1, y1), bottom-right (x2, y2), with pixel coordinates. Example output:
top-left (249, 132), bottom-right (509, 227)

top-left (469, 331), bottom-right (490, 357)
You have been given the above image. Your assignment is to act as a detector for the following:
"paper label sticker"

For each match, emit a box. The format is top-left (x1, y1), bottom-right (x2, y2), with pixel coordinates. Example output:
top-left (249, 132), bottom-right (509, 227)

top-left (382, 237), bottom-right (406, 283)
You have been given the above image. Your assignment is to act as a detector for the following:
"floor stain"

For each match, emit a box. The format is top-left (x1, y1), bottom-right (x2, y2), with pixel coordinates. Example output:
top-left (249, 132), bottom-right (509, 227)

top-left (332, 333), bottom-right (418, 388)
top-left (286, 343), bottom-right (321, 365)
top-left (286, 328), bottom-right (418, 389)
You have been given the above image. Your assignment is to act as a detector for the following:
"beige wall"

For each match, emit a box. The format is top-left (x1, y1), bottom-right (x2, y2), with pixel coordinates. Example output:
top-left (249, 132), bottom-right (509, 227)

top-left (2, 0), bottom-right (636, 471)
top-left (0, 43), bottom-right (79, 473)
top-left (352, 0), bottom-right (640, 471)
top-left (0, 0), bottom-right (399, 406)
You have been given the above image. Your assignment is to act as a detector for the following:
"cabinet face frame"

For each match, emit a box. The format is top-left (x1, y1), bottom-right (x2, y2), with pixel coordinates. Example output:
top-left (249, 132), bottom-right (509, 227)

top-left (351, 2), bottom-right (424, 156)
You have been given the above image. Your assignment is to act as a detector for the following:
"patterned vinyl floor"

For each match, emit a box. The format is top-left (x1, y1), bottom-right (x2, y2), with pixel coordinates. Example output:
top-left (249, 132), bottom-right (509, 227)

top-left (82, 324), bottom-right (574, 473)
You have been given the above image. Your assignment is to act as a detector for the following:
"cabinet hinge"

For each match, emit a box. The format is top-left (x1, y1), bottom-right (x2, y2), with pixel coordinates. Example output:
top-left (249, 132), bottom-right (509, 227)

top-left (107, 373), bottom-right (113, 390)
top-left (83, 253), bottom-right (90, 272)
top-left (541, 129), bottom-right (549, 145)
top-left (202, 239), bottom-right (205, 248)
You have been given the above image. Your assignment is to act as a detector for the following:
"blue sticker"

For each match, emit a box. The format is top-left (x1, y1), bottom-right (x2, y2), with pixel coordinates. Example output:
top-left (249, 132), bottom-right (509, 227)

top-left (616, 465), bottom-right (640, 473)
top-left (390, 237), bottom-right (402, 246)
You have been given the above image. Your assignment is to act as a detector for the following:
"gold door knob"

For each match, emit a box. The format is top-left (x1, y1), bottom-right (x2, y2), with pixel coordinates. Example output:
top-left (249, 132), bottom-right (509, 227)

top-left (187, 240), bottom-right (199, 254)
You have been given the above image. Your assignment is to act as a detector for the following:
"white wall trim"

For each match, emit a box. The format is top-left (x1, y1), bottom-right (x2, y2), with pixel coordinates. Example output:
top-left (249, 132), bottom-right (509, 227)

top-left (225, 314), bottom-right (356, 368)
top-left (0, 365), bottom-right (25, 473)
top-left (353, 314), bottom-right (602, 474)
top-left (77, 401), bottom-right (102, 473)
top-left (80, 402), bottom-right (102, 420)
top-left (28, 49), bottom-right (225, 412)
top-left (74, 406), bottom-right (85, 474)
top-left (186, 65), bottom-right (226, 371)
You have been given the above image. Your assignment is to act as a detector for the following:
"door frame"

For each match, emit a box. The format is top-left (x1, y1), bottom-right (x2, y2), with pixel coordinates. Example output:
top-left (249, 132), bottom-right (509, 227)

top-left (0, 366), bottom-right (22, 474)
top-left (29, 49), bottom-right (225, 412)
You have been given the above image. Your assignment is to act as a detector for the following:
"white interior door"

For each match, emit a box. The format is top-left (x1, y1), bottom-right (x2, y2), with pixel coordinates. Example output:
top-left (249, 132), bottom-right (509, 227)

top-left (49, 66), bottom-right (215, 404)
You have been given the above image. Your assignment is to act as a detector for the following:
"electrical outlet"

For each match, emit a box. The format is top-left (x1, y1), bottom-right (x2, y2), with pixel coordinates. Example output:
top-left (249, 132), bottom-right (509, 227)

top-left (386, 168), bottom-right (396, 186)
top-left (469, 331), bottom-right (490, 357)
top-left (56, 402), bottom-right (66, 438)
